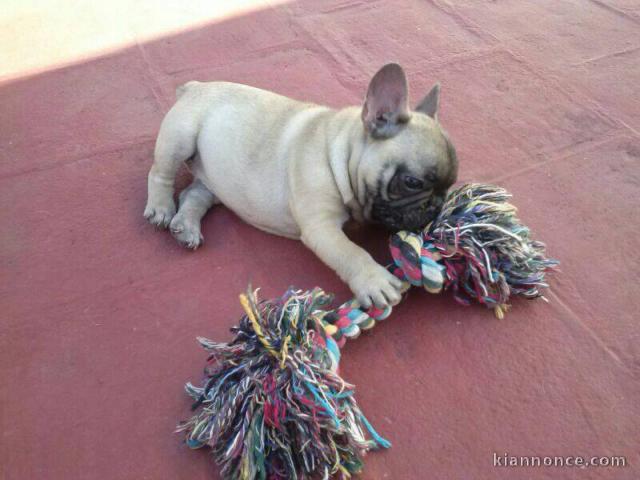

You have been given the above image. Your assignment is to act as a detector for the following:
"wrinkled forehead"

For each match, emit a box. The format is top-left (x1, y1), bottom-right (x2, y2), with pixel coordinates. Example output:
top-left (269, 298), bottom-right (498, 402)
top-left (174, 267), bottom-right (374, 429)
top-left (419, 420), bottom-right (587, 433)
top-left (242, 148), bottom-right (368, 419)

top-left (384, 115), bottom-right (457, 184)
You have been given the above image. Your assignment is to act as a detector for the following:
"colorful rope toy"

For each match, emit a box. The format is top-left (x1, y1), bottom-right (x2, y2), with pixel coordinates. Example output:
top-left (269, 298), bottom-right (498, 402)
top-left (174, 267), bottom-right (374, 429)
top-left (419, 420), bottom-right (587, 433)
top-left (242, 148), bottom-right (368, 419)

top-left (178, 183), bottom-right (558, 479)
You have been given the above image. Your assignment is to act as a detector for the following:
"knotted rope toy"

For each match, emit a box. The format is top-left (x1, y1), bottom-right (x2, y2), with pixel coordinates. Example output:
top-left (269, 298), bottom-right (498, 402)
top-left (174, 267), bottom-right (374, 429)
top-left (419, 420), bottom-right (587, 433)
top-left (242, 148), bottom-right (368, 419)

top-left (178, 184), bottom-right (558, 479)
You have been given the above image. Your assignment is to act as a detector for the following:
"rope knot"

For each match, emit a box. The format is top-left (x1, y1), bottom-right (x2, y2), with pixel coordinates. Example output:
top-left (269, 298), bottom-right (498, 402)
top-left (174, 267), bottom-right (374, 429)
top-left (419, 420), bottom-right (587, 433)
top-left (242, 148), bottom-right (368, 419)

top-left (390, 230), bottom-right (446, 293)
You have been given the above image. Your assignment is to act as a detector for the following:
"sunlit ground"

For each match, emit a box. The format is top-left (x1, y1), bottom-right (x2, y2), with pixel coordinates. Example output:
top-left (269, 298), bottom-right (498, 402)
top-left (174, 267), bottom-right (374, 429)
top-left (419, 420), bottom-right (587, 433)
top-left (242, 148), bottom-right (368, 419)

top-left (0, 0), bottom-right (287, 81)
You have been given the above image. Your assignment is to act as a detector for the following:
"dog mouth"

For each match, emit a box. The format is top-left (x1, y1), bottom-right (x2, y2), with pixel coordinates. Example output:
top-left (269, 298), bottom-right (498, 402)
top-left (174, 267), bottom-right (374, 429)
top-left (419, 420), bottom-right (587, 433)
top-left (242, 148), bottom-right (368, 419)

top-left (371, 193), bottom-right (443, 231)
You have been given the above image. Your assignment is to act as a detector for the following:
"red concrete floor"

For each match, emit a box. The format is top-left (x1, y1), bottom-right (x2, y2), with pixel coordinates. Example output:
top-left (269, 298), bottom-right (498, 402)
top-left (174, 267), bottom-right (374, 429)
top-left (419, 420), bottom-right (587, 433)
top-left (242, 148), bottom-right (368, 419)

top-left (1, 1), bottom-right (639, 479)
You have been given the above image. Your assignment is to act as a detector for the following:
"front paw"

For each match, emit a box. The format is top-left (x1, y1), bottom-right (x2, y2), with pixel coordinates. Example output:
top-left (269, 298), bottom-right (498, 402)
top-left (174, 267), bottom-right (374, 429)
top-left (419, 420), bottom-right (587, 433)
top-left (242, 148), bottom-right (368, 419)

top-left (349, 264), bottom-right (403, 309)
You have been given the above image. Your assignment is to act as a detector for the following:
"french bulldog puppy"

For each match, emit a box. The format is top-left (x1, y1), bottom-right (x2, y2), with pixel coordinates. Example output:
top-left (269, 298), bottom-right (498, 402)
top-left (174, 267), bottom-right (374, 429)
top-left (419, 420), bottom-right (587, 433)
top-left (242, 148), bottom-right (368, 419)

top-left (144, 63), bottom-right (458, 309)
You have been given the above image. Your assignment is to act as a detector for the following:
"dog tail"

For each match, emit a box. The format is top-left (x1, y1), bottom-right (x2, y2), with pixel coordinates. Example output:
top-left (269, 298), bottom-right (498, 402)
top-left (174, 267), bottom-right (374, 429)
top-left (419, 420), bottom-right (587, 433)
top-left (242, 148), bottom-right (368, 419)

top-left (176, 81), bottom-right (199, 100)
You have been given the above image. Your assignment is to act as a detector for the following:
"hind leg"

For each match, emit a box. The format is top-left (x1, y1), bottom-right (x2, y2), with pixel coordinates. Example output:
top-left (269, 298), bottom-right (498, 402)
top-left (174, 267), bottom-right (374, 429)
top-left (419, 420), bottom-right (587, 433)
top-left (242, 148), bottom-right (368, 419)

top-left (169, 179), bottom-right (218, 249)
top-left (144, 108), bottom-right (198, 228)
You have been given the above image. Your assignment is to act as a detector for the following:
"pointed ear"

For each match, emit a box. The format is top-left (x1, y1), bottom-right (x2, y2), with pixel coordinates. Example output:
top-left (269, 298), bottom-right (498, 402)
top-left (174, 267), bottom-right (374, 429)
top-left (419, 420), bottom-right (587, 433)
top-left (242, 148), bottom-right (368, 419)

top-left (362, 63), bottom-right (410, 139)
top-left (415, 83), bottom-right (440, 119)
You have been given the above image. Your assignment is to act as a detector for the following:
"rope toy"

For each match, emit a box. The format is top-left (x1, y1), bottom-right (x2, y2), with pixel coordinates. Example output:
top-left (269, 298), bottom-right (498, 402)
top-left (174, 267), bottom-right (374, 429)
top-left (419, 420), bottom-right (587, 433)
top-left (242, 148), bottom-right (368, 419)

top-left (178, 183), bottom-right (558, 479)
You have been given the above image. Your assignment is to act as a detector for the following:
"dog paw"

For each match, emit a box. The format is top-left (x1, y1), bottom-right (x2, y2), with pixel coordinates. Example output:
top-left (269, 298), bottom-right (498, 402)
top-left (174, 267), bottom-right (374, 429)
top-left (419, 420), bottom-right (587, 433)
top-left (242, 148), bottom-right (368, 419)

top-left (170, 214), bottom-right (203, 250)
top-left (144, 200), bottom-right (176, 229)
top-left (349, 263), bottom-right (403, 309)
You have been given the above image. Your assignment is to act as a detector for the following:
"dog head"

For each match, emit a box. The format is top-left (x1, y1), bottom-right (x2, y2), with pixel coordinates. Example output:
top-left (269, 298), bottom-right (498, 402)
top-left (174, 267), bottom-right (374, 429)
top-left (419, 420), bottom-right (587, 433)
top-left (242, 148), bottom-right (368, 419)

top-left (356, 63), bottom-right (458, 231)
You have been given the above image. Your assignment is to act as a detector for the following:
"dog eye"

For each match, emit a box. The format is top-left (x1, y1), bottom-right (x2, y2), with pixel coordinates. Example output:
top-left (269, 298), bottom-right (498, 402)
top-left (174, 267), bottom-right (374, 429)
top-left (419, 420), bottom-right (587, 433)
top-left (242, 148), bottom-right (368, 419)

top-left (403, 175), bottom-right (424, 190)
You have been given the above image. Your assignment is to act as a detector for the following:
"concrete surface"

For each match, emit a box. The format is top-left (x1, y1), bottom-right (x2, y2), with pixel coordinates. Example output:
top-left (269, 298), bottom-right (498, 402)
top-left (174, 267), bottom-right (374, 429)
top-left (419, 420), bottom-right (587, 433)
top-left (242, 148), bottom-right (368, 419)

top-left (1, 1), bottom-right (639, 479)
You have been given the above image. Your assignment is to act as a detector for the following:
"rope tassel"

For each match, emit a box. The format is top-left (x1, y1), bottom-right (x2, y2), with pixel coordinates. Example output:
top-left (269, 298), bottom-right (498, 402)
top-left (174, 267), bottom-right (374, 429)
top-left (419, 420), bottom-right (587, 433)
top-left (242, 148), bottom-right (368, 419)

top-left (179, 183), bottom-right (558, 478)
top-left (178, 288), bottom-right (388, 480)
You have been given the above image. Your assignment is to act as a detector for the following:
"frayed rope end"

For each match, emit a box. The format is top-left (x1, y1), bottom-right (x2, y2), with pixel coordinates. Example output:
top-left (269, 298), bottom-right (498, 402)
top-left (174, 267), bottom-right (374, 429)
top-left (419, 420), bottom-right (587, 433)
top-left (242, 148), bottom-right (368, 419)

top-left (178, 288), bottom-right (389, 480)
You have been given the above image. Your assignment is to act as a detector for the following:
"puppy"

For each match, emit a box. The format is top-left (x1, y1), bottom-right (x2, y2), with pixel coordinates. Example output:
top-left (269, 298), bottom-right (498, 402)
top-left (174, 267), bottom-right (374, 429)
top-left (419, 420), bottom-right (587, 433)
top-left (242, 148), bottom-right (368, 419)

top-left (144, 63), bottom-right (458, 309)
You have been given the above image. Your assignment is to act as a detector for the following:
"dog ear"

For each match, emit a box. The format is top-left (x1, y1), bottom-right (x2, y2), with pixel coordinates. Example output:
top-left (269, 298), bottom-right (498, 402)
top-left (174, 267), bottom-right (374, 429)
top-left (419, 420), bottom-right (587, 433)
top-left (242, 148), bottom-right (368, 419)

top-left (362, 63), bottom-right (410, 139)
top-left (415, 83), bottom-right (440, 119)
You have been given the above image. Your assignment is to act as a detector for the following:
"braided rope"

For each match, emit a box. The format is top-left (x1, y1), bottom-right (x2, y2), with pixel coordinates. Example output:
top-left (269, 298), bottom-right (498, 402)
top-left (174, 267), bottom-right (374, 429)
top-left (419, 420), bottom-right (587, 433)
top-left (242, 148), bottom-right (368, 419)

top-left (318, 233), bottom-right (443, 366)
